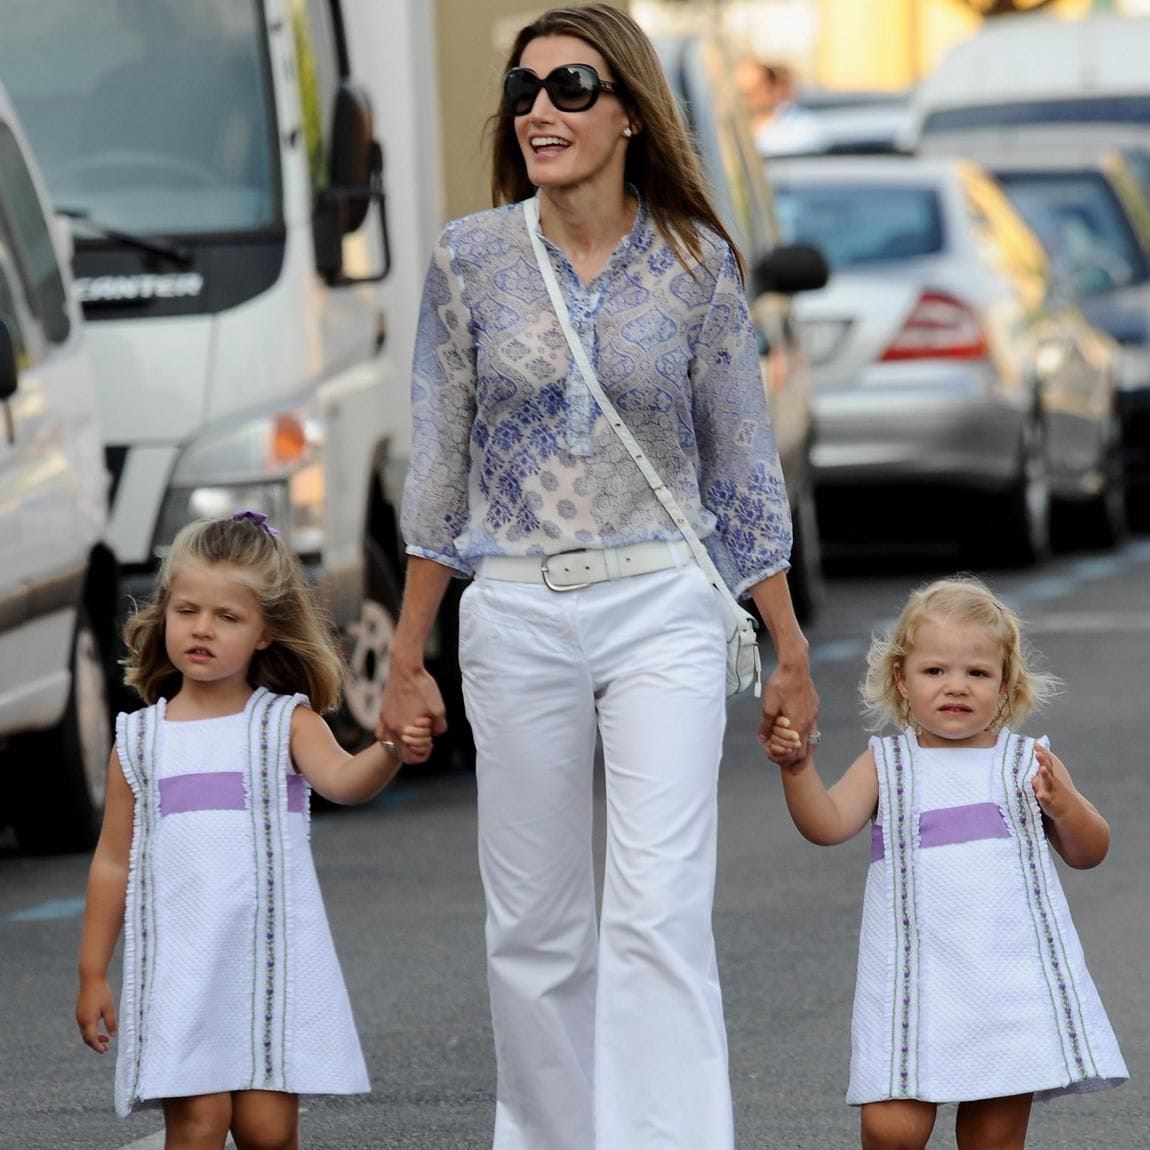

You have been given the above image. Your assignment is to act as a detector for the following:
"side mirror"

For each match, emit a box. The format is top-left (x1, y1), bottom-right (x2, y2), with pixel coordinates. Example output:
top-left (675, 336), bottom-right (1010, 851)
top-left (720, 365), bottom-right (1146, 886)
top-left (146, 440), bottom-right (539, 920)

top-left (0, 316), bottom-right (18, 402)
top-left (753, 242), bottom-right (830, 297)
top-left (313, 82), bottom-right (391, 285)
top-left (329, 84), bottom-right (375, 234)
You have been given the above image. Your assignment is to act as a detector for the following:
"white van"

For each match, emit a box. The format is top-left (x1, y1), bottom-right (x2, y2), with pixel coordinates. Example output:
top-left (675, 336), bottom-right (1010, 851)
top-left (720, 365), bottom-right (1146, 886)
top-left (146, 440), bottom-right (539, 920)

top-left (0, 2), bottom-right (462, 761)
top-left (906, 14), bottom-right (1150, 156)
top-left (0, 82), bottom-right (117, 853)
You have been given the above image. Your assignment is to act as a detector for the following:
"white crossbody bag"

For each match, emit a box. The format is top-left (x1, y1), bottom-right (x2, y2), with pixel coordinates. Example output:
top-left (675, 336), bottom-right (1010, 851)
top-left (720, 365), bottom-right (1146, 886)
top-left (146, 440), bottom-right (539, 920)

top-left (524, 197), bottom-right (761, 697)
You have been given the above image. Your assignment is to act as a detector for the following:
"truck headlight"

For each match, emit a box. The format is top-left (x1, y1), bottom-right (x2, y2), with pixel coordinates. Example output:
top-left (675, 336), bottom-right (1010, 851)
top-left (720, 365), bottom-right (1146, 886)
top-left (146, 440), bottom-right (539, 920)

top-left (153, 405), bottom-right (325, 556)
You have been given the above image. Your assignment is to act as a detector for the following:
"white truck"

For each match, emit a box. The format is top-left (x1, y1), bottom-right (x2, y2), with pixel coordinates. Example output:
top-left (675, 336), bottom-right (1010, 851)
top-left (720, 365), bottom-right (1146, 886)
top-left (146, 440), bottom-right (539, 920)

top-left (0, 0), bottom-right (463, 794)
top-left (0, 79), bottom-right (117, 854)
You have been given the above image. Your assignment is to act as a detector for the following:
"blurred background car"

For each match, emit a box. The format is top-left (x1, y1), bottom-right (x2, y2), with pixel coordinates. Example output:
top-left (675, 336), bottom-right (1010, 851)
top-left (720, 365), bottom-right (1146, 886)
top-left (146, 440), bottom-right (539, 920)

top-left (904, 13), bottom-right (1150, 158)
top-left (657, 35), bottom-right (830, 619)
top-left (789, 88), bottom-right (912, 156)
top-left (957, 150), bottom-right (1150, 529)
top-left (770, 153), bottom-right (1125, 565)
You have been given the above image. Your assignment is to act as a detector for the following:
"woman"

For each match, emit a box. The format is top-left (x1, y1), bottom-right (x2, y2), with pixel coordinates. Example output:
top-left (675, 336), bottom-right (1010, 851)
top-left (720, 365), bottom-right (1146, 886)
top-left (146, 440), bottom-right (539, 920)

top-left (380, 6), bottom-right (818, 1147)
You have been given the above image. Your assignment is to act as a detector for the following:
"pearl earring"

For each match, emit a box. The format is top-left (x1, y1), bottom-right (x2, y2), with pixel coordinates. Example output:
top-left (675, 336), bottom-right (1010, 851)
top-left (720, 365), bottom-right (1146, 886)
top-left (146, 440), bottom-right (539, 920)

top-left (623, 126), bottom-right (633, 138)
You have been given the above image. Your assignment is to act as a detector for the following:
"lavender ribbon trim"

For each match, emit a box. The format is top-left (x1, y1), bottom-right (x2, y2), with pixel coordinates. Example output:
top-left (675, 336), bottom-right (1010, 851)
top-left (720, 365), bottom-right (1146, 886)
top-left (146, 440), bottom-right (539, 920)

top-left (871, 801), bottom-right (1010, 862)
top-left (159, 771), bottom-right (305, 815)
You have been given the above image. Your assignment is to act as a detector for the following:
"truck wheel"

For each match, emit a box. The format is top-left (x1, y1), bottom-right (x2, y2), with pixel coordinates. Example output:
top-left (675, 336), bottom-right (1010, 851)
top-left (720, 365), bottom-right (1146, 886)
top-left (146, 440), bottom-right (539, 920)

top-left (337, 535), bottom-right (402, 747)
top-left (11, 610), bottom-right (112, 854)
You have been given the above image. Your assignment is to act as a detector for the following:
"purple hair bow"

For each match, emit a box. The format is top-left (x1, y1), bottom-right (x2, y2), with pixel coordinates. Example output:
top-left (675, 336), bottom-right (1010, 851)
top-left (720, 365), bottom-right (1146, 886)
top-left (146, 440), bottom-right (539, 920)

top-left (232, 509), bottom-right (279, 536)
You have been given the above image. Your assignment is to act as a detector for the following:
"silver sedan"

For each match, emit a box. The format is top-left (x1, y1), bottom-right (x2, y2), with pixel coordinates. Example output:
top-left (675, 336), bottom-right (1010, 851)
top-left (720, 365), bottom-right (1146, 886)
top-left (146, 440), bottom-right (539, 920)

top-left (770, 154), bottom-right (1125, 564)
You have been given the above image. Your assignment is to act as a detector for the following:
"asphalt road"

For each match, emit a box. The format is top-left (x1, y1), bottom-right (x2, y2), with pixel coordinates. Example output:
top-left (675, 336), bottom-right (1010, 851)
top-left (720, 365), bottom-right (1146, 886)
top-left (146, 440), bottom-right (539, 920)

top-left (2, 539), bottom-right (1148, 1150)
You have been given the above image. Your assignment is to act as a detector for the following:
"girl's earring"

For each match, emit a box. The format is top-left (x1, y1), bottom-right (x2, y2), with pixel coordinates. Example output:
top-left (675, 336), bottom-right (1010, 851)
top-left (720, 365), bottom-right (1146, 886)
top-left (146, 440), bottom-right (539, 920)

top-left (622, 126), bottom-right (633, 138)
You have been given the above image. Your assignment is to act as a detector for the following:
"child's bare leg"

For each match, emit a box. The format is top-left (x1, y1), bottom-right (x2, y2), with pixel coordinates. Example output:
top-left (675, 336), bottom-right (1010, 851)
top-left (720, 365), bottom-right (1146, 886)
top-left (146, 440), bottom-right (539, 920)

top-left (231, 1090), bottom-right (300, 1150)
top-left (860, 1099), bottom-right (938, 1150)
top-left (162, 1093), bottom-right (232, 1150)
top-left (955, 1093), bottom-right (1033, 1150)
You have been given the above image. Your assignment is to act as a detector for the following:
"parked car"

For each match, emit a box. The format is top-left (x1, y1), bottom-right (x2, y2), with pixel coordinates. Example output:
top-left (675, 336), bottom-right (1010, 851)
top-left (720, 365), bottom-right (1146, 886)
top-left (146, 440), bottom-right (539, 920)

top-left (904, 14), bottom-right (1150, 154)
top-left (0, 80), bottom-right (117, 852)
top-left (770, 154), bottom-right (1125, 564)
top-left (973, 150), bottom-right (1150, 526)
top-left (655, 35), bottom-right (830, 619)
top-left (793, 88), bottom-right (912, 156)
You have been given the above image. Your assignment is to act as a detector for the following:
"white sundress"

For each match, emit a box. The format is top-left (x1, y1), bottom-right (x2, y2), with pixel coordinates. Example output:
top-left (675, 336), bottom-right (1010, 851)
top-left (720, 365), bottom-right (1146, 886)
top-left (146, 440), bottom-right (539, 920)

top-left (848, 727), bottom-right (1127, 1105)
top-left (112, 687), bottom-right (370, 1116)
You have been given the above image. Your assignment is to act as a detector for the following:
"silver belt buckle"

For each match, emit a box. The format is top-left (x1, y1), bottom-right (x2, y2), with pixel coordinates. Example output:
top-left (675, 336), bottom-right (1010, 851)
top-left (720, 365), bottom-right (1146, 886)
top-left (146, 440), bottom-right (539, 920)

top-left (540, 550), bottom-right (593, 592)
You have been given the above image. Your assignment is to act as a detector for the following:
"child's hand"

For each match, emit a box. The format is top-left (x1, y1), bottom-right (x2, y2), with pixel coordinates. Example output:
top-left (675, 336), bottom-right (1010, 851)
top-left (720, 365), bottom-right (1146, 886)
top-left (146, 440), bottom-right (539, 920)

top-left (767, 716), bottom-right (808, 769)
top-left (76, 977), bottom-right (117, 1053)
top-left (1032, 744), bottom-right (1065, 818)
top-left (398, 717), bottom-right (434, 765)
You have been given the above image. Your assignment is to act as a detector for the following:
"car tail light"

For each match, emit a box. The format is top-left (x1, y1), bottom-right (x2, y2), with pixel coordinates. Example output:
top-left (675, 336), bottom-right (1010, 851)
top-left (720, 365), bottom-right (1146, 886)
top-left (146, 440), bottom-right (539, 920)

top-left (879, 290), bottom-right (988, 362)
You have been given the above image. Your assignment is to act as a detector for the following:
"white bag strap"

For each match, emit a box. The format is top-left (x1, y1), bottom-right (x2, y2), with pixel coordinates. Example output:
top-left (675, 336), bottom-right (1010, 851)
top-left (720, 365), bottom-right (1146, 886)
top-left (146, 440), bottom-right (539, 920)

top-left (523, 196), bottom-right (744, 613)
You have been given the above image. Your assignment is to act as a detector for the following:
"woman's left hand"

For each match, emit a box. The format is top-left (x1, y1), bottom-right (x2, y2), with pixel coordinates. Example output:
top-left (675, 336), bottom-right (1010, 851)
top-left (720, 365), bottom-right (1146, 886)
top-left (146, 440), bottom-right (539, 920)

top-left (758, 659), bottom-right (819, 765)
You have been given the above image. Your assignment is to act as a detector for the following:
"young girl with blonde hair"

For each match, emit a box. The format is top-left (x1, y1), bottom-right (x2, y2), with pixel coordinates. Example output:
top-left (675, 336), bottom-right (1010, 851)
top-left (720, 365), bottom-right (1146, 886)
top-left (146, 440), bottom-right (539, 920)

top-left (76, 511), bottom-right (430, 1150)
top-left (769, 575), bottom-right (1126, 1150)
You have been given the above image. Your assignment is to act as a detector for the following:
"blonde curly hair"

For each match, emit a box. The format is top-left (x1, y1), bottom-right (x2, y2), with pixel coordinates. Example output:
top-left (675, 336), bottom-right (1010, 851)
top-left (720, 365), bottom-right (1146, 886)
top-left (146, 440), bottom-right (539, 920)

top-left (122, 516), bottom-right (346, 712)
top-left (861, 575), bottom-right (1060, 732)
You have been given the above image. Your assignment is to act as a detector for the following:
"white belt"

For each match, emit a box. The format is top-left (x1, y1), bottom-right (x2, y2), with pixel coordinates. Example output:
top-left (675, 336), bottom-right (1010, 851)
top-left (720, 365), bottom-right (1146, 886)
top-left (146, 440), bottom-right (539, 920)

top-left (476, 539), bottom-right (694, 591)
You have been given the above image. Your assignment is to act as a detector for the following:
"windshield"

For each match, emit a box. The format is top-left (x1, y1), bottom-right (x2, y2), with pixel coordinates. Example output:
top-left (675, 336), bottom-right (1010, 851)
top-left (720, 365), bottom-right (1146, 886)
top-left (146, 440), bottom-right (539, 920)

top-left (995, 171), bottom-right (1149, 294)
top-left (773, 182), bottom-right (944, 267)
top-left (0, 0), bottom-right (277, 236)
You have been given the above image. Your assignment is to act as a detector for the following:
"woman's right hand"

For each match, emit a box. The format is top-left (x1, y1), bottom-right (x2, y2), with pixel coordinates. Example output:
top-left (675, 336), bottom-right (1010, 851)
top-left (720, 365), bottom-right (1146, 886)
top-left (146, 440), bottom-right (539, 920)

top-left (76, 975), bottom-right (117, 1053)
top-left (377, 658), bottom-right (448, 758)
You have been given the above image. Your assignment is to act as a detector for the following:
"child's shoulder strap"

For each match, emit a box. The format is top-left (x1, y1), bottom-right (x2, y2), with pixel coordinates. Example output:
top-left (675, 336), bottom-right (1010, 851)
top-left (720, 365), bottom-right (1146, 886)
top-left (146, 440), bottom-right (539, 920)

top-left (115, 701), bottom-right (164, 797)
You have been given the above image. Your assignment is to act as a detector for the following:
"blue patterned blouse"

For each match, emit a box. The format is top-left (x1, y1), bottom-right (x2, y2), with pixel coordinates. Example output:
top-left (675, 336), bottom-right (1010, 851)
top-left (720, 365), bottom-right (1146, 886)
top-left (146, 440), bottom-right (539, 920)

top-left (401, 195), bottom-right (793, 599)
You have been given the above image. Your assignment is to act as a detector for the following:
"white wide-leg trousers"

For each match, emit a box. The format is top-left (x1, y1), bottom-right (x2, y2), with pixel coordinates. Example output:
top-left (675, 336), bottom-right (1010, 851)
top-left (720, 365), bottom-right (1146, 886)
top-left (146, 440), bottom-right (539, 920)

top-left (459, 563), bottom-right (734, 1150)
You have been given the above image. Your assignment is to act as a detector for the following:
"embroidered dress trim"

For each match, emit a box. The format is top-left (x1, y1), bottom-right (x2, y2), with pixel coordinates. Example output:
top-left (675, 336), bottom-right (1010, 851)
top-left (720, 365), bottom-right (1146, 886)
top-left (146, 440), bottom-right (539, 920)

top-left (246, 690), bottom-right (306, 1090)
top-left (876, 733), bottom-right (920, 1098)
top-left (116, 704), bottom-right (163, 1111)
top-left (999, 733), bottom-right (1098, 1084)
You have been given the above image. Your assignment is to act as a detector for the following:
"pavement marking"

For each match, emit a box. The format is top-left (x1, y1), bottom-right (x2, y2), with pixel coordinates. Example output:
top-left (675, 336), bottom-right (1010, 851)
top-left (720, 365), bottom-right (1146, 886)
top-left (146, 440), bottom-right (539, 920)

top-left (2, 896), bottom-right (86, 922)
top-left (1023, 611), bottom-right (1150, 635)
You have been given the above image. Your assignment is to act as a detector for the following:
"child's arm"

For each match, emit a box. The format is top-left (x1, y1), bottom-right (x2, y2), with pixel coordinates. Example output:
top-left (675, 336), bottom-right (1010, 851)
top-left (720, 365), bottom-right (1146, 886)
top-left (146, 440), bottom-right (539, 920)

top-left (1032, 744), bottom-right (1110, 869)
top-left (769, 718), bottom-right (879, 846)
top-left (76, 751), bottom-right (134, 1053)
top-left (290, 706), bottom-right (432, 805)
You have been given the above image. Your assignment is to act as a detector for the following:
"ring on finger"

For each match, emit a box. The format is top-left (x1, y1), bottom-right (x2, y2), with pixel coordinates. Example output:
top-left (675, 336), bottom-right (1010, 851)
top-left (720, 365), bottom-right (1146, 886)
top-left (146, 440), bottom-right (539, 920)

top-left (806, 729), bottom-right (822, 745)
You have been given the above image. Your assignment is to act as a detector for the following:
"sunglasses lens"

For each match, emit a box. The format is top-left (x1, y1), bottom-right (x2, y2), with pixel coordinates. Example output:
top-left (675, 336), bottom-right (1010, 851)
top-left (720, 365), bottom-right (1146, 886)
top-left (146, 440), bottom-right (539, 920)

top-left (504, 69), bottom-right (541, 116)
top-left (548, 65), bottom-right (598, 111)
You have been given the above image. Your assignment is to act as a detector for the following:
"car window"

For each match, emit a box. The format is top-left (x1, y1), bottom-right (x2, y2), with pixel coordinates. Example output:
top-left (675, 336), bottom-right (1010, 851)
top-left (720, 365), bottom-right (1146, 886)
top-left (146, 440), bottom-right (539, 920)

top-left (0, 211), bottom-right (41, 365)
top-left (994, 169), bottom-right (1149, 294)
top-left (923, 97), bottom-right (1150, 136)
top-left (291, 0), bottom-right (343, 196)
top-left (963, 171), bottom-right (1048, 308)
top-left (772, 181), bottom-right (943, 268)
top-left (0, 123), bottom-right (70, 344)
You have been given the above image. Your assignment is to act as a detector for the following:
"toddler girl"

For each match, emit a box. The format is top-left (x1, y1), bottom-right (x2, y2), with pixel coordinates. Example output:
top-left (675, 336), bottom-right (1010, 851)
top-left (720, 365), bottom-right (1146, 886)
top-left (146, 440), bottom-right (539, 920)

top-left (768, 575), bottom-right (1127, 1150)
top-left (76, 511), bottom-right (431, 1149)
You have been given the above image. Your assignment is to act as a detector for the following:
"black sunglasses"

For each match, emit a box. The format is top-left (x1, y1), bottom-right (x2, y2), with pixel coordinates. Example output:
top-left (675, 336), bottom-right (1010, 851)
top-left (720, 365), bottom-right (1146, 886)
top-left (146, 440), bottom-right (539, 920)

top-left (503, 64), bottom-right (622, 117)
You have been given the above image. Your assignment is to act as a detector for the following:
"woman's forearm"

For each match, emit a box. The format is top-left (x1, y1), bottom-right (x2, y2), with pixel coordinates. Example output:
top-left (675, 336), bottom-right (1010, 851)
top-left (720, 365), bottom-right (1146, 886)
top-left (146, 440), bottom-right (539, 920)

top-left (391, 556), bottom-right (457, 672)
top-left (748, 569), bottom-right (809, 665)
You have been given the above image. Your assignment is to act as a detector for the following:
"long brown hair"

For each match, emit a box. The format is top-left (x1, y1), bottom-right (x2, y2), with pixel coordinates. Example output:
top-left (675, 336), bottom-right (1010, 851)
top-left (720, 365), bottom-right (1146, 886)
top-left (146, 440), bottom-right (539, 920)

top-left (122, 516), bottom-right (346, 712)
top-left (489, 4), bottom-right (745, 280)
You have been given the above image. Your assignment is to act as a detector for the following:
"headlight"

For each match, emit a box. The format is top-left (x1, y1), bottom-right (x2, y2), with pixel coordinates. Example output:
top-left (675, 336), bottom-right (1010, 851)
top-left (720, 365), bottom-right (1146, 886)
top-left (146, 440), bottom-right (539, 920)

top-left (153, 405), bottom-right (325, 556)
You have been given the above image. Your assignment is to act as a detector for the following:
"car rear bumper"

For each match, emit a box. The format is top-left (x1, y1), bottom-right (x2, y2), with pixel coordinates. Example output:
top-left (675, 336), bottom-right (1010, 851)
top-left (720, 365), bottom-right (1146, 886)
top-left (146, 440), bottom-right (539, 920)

top-left (811, 361), bottom-right (1026, 487)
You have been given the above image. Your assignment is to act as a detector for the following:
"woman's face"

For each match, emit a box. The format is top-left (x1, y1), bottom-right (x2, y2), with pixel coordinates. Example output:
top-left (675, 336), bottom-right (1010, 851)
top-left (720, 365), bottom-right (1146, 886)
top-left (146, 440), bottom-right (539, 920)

top-left (512, 35), bottom-right (632, 197)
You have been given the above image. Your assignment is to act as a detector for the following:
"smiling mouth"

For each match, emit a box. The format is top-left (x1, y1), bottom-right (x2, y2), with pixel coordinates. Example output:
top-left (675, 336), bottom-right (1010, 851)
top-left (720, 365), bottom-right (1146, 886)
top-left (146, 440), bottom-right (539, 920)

top-left (531, 136), bottom-right (570, 151)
